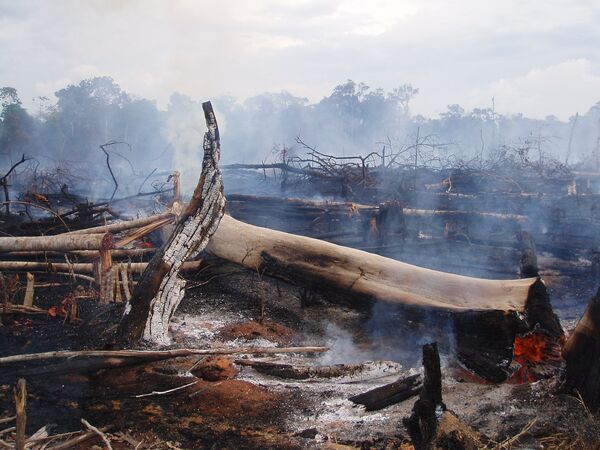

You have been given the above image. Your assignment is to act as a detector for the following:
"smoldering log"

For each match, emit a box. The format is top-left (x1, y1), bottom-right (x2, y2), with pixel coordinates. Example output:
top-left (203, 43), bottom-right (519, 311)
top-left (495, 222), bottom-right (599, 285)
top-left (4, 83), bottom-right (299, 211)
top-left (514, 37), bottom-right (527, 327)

top-left (206, 214), bottom-right (563, 381)
top-left (208, 215), bottom-right (537, 311)
top-left (349, 373), bottom-right (422, 411)
top-left (562, 289), bottom-right (600, 411)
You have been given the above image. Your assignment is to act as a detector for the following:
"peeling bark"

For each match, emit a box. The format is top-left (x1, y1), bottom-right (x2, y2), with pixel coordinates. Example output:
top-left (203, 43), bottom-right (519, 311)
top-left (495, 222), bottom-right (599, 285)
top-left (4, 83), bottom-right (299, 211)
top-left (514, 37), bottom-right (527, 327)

top-left (116, 101), bottom-right (226, 346)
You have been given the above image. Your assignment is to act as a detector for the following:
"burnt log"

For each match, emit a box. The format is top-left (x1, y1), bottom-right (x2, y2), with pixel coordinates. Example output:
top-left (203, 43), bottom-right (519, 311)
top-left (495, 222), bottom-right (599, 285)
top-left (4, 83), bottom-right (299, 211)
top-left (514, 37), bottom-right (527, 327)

top-left (236, 359), bottom-right (390, 381)
top-left (206, 214), bottom-right (562, 381)
top-left (563, 289), bottom-right (600, 411)
top-left (349, 373), bottom-right (422, 411)
top-left (116, 101), bottom-right (226, 345)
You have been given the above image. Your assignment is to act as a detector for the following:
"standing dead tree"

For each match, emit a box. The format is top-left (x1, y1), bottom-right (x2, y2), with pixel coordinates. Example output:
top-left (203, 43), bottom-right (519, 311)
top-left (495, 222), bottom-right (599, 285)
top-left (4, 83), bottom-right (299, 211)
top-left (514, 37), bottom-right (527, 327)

top-left (117, 101), bottom-right (226, 345)
top-left (1, 154), bottom-right (30, 215)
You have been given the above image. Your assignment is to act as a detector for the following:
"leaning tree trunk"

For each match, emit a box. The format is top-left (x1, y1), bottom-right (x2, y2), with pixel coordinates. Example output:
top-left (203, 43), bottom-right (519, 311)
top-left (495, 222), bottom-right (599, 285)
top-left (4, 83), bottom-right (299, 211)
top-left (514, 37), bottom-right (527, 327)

top-left (117, 101), bottom-right (226, 345)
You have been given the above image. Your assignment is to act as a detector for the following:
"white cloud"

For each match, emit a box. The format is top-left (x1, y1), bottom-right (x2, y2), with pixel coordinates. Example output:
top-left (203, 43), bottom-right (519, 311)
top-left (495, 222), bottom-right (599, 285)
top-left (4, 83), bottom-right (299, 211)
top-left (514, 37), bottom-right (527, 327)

top-left (0, 0), bottom-right (598, 118)
top-left (466, 59), bottom-right (600, 120)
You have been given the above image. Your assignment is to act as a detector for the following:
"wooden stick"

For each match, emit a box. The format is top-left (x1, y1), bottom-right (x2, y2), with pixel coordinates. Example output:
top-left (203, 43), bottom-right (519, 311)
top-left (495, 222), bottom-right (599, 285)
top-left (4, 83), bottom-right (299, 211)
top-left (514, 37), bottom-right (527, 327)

top-left (134, 380), bottom-right (198, 398)
top-left (14, 379), bottom-right (26, 450)
top-left (120, 264), bottom-right (131, 303)
top-left (0, 346), bottom-right (328, 366)
top-left (113, 216), bottom-right (174, 248)
top-left (45, 426), bottom-right (112, 450)
top-left (81, 419), bottom-right (112, 450)
top-left (66, 213), bottom-right (174, 235)
top-left (0, 304), bottom-right (45, 315)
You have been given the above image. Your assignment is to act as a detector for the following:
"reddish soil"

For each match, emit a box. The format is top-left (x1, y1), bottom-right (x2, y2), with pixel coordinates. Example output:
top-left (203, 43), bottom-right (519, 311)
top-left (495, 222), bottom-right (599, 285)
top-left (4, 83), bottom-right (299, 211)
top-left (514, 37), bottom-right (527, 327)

top-left (191, 356), bottom-right (239, 381)
top-left (219, 318), bottom-right (295, 344)
top-left (183, 379), bottom-right (280, 418)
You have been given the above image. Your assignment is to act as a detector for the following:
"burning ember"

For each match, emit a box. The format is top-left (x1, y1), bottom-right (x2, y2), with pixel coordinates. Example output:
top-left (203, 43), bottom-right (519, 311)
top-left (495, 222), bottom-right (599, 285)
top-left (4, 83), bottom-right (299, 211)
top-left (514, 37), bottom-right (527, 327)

top-left (509, 331), bottom-right (563, 384)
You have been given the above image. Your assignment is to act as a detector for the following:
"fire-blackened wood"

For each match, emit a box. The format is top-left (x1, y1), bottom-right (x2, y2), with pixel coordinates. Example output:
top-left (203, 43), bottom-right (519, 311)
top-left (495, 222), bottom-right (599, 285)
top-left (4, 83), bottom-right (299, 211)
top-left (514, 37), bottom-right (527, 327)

top-left (563, 288), bottom-right (600, 411)
top-left (117, 101), bottom-right (226, 345)
top-left (207, 214), bottom-right (563, 381)
top-left (518, 230), bottom-right (538, 278)
top-left (236, 360), bottom-right (389, 381)
top-left (403, 343), bottom-right (445, 450)
top-left (454, 278), bottom-right (562, 382)
top-left (349, 373), bottom-right (422, 411)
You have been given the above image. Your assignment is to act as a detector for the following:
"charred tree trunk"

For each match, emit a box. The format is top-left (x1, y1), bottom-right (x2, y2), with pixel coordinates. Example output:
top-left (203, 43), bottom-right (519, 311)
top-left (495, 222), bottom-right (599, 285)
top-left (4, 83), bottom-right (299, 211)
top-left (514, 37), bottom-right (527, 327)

top-left (563, 289), bottom-right (600, 411)
top-left (518, 230), bottom-right (538, 278)
top-left (116, 101), bottom-right (226, 346)
top-left (403, 343), bottom-right (445, 450)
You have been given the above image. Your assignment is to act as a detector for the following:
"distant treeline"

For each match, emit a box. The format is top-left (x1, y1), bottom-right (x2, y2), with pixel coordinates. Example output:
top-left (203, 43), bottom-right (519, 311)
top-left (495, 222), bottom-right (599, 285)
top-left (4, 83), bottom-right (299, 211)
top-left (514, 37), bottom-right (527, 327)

top-left (1, 77), bottom-right (599, 179)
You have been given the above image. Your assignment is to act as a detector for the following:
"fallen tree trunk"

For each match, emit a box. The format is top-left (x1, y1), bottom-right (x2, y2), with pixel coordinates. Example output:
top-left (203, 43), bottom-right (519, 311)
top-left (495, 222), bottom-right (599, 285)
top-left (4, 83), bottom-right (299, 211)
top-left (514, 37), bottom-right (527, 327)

top-left (0, 346), bottom-right (328, 366)
top-left (0, 260), bottom-right (202, 274)
top-left (0, 234), bottom-right (107, 252)
top-left (208, 214), bottom-right (549, 312)
top-left (206, 214), bottom-right (563, 381)
top-left (116, 101), bottom-right (226, 345)
top-left (349, 373), bottom-right (422, 411)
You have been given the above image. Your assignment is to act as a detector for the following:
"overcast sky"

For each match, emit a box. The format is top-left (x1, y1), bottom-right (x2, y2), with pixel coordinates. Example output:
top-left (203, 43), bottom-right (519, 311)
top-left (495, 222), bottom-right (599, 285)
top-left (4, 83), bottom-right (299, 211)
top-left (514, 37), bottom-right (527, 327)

top-left (1, 0), bottom-right (599, 120)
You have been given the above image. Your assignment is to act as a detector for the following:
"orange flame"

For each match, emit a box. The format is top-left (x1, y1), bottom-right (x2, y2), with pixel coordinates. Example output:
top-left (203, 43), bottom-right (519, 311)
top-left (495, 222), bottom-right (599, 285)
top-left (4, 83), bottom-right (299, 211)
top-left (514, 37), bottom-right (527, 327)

top-left (509, 332), bottom-right (562, 383)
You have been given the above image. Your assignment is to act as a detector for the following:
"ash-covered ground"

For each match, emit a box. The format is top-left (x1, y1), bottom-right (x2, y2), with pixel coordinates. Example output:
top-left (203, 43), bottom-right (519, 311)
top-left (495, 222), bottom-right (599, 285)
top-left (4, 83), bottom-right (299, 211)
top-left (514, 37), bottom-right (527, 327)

top-left (1, 259), bottom-right (599, 449)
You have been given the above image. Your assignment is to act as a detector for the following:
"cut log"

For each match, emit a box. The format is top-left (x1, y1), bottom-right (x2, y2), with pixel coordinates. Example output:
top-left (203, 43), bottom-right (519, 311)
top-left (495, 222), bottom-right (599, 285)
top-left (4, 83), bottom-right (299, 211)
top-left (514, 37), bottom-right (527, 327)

top-left (116, 101), bottom-right (226, 345)
top-left (349, 373), bottom-right (422, 411)
top-left (563, 289), bottom-right (600, 411)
